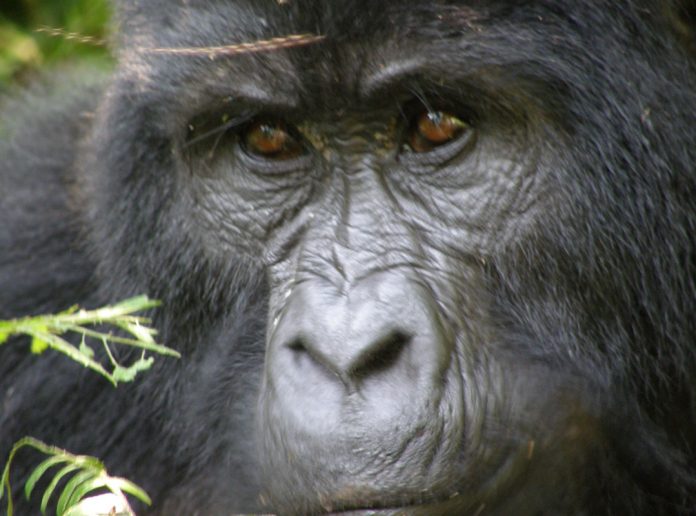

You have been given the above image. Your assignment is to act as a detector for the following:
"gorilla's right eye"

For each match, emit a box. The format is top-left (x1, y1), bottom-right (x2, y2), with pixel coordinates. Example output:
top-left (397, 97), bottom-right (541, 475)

top-left (242, 119), bottom-right (306, 160)
top-left (407, 110), bottom-right (470, 153)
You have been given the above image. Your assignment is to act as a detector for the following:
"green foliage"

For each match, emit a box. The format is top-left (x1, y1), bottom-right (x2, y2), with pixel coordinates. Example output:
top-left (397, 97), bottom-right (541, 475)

top-left (0, 0), bottom-right (112, 84)
top-left (0, 296), bottom-right (177, 513)
top-left (0, 295), bottom-right (180, 386)
top-left (1, 437), bottom-right (151, 516)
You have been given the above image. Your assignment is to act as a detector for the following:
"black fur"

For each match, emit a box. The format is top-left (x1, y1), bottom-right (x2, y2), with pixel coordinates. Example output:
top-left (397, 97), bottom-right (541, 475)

top-left (1, 1), bottom-right (696, 514)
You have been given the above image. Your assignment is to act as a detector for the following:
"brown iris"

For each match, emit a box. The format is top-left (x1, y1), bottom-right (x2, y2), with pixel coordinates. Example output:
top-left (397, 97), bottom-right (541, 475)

top-left (244, 119), bottom-right (304, 159)
top-left (409, 110), bottom-right (469, 153)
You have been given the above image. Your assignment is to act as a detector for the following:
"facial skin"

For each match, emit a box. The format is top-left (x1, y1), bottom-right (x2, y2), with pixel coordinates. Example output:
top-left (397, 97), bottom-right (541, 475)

top-left (1, 1), bottom-right (696, 515)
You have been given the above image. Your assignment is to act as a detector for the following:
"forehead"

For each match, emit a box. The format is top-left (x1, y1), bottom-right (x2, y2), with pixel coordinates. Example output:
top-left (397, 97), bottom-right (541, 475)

top-left (118, 1), bottom-right (510, 45)
top-left (116, 1), bottom-right (496, 102)
top-left (114, 0), bottom-right (618, 119)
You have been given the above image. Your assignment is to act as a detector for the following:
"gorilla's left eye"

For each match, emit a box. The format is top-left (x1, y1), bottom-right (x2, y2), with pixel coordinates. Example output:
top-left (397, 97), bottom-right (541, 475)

top-left (243, 119), bottom-right (305, 160)
top-left (407, 110), bottom-right (470, 153)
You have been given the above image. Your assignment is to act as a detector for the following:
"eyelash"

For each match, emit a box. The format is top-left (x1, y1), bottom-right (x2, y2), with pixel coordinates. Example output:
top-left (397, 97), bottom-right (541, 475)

top-left (185, 112), bottom-right (253, 148)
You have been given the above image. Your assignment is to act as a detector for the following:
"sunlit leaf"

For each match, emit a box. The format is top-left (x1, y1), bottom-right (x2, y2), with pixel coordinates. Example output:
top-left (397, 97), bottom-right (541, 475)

top-left (112, 356), bottom-right (154, 383)
top-left (56, 470), bottom-right (96, 515)
top-left (40, 464), bottom-right (81, 513)
top-left (30, 336), bottom-right (49, 354)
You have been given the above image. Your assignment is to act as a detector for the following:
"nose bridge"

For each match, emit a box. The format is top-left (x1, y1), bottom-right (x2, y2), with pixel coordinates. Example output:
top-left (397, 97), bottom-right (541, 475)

top-left (339, 166), bottom-right (394, 241)
top-left (303, 167), bottom-right (409, 285)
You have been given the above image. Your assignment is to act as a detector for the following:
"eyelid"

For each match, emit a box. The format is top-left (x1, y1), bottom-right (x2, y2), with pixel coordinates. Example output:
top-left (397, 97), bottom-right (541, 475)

top-left (399, 126), bottom-right (477, 170)
top-left (185, 112), bottom-right (253, 147)
top-left (400, 104), bottom-right (473, 155)
top-left (242, 118), bottom-right (308, 161)
top-left (237, 117), bottom-right (314, 173)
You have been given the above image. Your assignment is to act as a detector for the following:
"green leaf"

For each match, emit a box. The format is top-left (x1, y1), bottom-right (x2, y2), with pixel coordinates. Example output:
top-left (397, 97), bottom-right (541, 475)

top-left (40, 464), bottom-right (81, 514)
top-left (92, 296), bottom-right (160, 319)
top-left (62, 476), bottom-right (108, 512)
top-left (0, 295), bottom-right (177, 386)
top-left (124, 322), bottom-right (156, 344)
top-left (24, 455), bottom-right (69, 499)
top-left (57, 305), bottom-right (80, 316)
top-left (77, 341), bottom-right (94, 359)
top-left (56, 470), bottom-right (96, 515)
top-left (35, 332), bottom-right (115, 386)
top-left (111, 356), bottom-right (154, 383)
top-left (107, 477), bottom-right (151, 506)
top-left (30, 336), bottom-right (49, 354)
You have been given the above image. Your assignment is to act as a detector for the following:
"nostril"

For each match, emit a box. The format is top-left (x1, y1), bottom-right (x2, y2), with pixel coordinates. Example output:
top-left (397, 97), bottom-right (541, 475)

top-left (286, 337), bottom-right (340, 380)
top-left (348, 330), bottom-right (412, 381)
top-left (287, 338), bottom-right (313, 367)
top-left (287, 338), bottom-right (306, 354)
top-left (280, 323), bottom-right (418, 388)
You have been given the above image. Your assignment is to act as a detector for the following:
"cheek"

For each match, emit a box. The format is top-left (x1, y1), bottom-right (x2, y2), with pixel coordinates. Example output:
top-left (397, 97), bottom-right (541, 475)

top-left (185, 167), bottom-right (316, 257)
top-left (390, 134), bottom-right (544, 258)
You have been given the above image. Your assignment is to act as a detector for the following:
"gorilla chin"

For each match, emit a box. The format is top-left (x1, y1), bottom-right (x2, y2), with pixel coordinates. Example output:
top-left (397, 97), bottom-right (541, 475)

top-left (1, 1), bottom-right (696, 515)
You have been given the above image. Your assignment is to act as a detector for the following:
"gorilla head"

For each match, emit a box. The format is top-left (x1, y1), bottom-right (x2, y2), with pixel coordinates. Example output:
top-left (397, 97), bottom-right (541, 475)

top-left (1, 1), bottom-right (696, 514)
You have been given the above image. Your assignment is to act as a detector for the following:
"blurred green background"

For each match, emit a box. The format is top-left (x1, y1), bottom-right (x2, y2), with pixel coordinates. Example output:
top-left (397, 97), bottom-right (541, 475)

top-left (0, 0), bottom-right (112, 86)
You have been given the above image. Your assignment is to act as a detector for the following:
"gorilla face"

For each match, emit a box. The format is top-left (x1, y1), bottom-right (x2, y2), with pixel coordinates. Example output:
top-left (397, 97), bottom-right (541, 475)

top-left (2, 1), bottom-right (696, 514)
top-left (90, 4), bottom-right (568, 511)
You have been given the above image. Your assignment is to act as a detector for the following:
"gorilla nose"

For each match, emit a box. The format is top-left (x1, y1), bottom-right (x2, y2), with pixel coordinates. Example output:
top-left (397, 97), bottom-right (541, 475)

top-left (287, 323), bottom-right (413, 384)
top-left (265, 272), bottom-right (451, 429)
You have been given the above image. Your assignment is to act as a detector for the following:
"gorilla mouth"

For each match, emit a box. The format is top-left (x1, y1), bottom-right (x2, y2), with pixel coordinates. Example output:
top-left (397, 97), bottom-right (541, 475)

top-left (288, 434), bottom-right (532, 516)
top-left (259, 489), bottom-right (462, 515)
top-left (315, 504), bottom-right (439, 516)
top-left (322, 495), bottom-right (465, 515)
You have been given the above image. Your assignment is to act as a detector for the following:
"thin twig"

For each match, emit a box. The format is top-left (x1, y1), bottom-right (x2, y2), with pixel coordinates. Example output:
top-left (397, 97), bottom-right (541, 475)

top-left (34, 26), bottom-right (106, 46)
top-left (143, 33), bottom-right (325, 57)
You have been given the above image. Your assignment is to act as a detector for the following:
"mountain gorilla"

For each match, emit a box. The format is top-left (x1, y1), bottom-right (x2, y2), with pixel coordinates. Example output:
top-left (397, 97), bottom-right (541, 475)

top-left (2, 0), bottom-right (696, 514)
